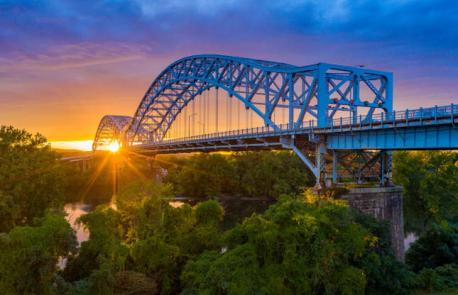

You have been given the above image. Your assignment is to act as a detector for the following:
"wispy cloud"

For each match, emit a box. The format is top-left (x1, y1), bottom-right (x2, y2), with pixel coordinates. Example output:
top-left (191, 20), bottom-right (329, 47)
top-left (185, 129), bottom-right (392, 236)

top-left (0, 0), bottom-right (457, 140)
top-left (0, 42), bottom-right (151, 75)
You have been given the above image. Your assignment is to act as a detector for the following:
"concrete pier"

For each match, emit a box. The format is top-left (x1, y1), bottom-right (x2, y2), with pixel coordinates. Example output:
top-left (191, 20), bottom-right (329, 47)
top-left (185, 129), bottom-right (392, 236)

top-left (341, 186), bottom-right (405, 261)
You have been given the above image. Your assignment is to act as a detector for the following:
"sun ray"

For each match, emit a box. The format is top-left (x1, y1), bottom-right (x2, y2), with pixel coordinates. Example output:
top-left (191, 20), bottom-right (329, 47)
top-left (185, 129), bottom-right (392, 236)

top-left (125, 149), bottom-right (228, 180)
top-left (79, 153), bottom-right (111, 203)
top-left (120, 154), bottom-right (148, 181)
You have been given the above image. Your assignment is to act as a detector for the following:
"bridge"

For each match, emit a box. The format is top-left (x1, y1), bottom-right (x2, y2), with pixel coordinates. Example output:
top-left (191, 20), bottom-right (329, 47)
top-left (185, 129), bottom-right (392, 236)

top-left (92, 54), bottom-right (458, 187)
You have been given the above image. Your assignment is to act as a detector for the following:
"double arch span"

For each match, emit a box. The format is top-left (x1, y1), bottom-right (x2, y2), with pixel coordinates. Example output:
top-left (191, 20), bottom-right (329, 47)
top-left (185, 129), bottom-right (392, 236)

top-left (93, 54), bottom-right (393, 150)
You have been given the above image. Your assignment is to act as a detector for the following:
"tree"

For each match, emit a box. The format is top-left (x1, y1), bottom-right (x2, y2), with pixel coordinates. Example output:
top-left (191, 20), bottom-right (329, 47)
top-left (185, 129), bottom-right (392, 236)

top-left (63, 206), bottom-right (128, 283)
top-left (126, 199), bottom-right (224, 293)
top-left (0, 214), bottom-right (77, 294)
top-left (163, 151), bottom-right (314, 199)
top-left (63, 178), bottom-right (226, 295)
top-left (232, 151), bottom-right (314, 199)
top-left (181, 195), bottom-right (370, 295)
top-left (0, 125), bottom-right (66, 232)
top-left (164, 154), bottom-right (237, 198)
top-left (393, 151), bottom-right (458, 234)
top-left (406, 222), bottom-right (458, 272)
top-left (352, 211), bottom-right (414, 294)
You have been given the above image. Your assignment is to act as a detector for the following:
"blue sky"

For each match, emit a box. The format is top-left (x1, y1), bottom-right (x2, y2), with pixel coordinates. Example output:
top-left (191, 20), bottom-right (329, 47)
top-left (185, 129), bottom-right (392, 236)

top-left (1, 0), bottom-right (457, 140)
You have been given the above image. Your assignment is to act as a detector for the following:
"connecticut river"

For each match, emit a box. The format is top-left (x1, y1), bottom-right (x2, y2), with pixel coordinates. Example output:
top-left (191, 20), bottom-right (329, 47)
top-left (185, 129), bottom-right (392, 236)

top-left (64, 203), bottom-right (91, 245)
top-left (63, 200), bottom-right (419, 251)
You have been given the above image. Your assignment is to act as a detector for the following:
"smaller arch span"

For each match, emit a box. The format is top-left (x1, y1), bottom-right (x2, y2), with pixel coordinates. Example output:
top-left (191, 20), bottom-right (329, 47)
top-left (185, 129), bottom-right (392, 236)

top-left (92, 115), bottom-right (132, 151)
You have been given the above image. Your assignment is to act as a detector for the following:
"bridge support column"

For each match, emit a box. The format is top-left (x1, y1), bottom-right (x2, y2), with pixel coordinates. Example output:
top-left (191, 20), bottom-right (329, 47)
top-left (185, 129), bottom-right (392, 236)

top-left (147, 155), bottom-right (164, 182)
top-left (341, 186), bottom-right (405, 261)
top-left (331, 150), bottom-right (338, 184)
top-left (380, 151), bottom-right (393, 186)
top-left (281, 136), bottom-right (331, 189)
top-left (315, 142), bottom-right (327, 188)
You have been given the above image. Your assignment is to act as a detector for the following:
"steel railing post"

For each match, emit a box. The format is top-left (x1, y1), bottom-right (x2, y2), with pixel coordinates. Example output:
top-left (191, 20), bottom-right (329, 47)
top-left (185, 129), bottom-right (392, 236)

top-left (405, 109), bottom-right (409, 126)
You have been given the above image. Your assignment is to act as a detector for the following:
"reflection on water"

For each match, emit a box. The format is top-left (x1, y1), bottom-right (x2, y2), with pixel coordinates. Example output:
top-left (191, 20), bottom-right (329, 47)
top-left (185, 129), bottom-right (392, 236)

top-left (404, 232), bottom-right (418, 251)
top-left (64, 203), bottom-right (92, 246)
top-left (169, 201), bottom-right (185, 208)
top-left (59, 203), bottom-right (93, 270)
top-left (59, 198), bottom-right (271, 268)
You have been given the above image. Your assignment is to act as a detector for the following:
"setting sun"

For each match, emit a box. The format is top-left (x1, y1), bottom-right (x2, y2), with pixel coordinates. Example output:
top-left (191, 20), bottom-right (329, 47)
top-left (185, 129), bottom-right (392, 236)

top-left (107, 141), bottom-right (120, 153)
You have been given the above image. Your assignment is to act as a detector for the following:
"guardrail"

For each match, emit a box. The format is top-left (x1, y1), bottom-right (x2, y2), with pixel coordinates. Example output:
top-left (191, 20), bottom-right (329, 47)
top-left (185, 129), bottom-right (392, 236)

top-left (134, 104), bottom-right (458, 147)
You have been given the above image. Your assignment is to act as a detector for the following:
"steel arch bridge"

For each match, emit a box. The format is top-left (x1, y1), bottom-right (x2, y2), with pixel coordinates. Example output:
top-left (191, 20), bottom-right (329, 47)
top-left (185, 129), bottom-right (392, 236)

top-left (127, 54), bottom-right (392, 142)
top-left (93, 54), bottom-right (458, 187)
top-left (92, 115), bottom-right (132, 151)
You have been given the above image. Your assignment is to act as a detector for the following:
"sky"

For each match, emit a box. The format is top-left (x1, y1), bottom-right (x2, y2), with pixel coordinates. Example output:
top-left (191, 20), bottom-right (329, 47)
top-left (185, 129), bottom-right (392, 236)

top-left (1, 0), bottom-right (458, 145)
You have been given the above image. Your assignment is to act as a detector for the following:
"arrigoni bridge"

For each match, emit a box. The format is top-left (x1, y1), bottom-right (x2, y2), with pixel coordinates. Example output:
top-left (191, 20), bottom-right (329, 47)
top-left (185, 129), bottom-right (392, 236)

top-left (93, 54), bottom-right (458, 187)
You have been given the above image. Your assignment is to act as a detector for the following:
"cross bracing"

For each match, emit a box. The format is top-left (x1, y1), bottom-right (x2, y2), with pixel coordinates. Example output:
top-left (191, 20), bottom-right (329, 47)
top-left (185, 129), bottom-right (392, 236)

top-left (93, 54), bottom-right (457, 187)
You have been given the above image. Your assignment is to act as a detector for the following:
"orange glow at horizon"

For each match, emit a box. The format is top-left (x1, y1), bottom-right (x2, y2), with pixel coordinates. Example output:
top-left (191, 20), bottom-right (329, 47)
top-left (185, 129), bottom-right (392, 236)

top-left (50, 140), bottom-right (93, 151)
top-left (1, 48), bottom-right (169, 142)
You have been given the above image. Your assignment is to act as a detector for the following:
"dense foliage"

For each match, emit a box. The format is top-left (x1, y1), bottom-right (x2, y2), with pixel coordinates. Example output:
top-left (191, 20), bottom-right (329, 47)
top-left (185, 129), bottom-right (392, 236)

top-left (182, 195), bottom-right (374, 294)
top-left (56, 187), bottom-right (416, 295)
top-left (162, 152), bottom-right (314, 199)
top-left (0, 126), bottom-right (67, 231)
top-left (1, 125), bottom-right (457, 294)
top-left (406, 223), bottom-right (458, 272)
top-left (0, 214), bottom-right (76, 294)
top-left (404, 222), bottom-right (458, 292)
top-left (393, 151), bottom-right (458, 234)
top-left (61, 187), bottom-right (225, 294)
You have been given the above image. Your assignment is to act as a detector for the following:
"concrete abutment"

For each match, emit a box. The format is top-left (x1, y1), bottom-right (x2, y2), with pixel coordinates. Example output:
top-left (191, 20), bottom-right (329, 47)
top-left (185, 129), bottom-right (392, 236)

top-left (341, 186), bottom-right (405, 261)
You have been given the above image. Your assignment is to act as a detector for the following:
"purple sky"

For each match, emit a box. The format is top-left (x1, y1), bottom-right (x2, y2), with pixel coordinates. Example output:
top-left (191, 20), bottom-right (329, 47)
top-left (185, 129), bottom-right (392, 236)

top-left (1, 0), bottom-right (458, 140)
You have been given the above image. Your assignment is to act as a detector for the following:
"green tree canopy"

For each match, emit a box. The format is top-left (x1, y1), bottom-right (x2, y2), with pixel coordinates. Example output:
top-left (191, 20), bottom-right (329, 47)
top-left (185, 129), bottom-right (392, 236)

top-left (0, 126), bottom-right (66, 231)
top-left (163, 151), bottom-right (314, 199)
top-left (393, 151), bottom-right (458, 234)
top-left (406, 222), bottom-right (458, 272)
top-left (0, 214), bottom-right (76, 294)
top-left (63, 180), bottom-right (226, 294)
top-left (181, 195), bottom-right (372, 295)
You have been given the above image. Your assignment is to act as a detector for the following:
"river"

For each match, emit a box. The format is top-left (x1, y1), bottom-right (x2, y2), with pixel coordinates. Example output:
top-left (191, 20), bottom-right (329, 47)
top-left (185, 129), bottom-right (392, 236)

top-left (63, 200), bottom-right (418, 251)
top-left (64, 203), bottom-right (92, 245)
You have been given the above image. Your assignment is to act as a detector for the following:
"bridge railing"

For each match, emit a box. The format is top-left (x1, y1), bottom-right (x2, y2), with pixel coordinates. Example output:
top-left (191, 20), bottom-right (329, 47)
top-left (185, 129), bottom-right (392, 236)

top-left (328, 103), bottom-right (458, 131)
top-left (136, 104), bottom-right (457, 147)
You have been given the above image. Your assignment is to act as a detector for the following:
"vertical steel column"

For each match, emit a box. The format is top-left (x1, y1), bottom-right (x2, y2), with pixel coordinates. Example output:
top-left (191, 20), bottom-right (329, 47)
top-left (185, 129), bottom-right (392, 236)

top-left (352, 75), bottom-right (359, 124)
top-left (315, 141), bottom-right (327, 187)
top-left (380, 150), bottom-right (393, 186)
top-left (385, 73), bottom-right (394, 119)
top-left (288, 73), bottom-right (294, 128)
top-left (264, 71), bottom-right (270, 126)
top-left (317, 64), bottom-right (330, 128)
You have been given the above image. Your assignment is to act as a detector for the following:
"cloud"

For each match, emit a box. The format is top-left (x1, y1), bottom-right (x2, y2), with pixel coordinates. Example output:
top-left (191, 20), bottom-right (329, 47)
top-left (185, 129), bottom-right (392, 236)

top-left (1, 0), bottom-right (457, 61)
top-left (0, 42), bottom-right (151, 76)
top-left (0, 0), bottom-right (457, 140)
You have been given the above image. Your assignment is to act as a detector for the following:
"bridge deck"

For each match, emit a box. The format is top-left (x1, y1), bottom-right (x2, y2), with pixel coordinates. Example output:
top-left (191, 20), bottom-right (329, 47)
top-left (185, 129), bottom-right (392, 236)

top-left (131, 104), bottom-right (458, 153)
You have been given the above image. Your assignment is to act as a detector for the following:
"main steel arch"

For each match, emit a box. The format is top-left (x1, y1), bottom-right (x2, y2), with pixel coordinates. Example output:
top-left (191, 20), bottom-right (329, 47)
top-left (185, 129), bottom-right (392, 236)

top-left (128, 54), bottom-right (392, 142)
top-left (93, 54), bottom-right (458, 186)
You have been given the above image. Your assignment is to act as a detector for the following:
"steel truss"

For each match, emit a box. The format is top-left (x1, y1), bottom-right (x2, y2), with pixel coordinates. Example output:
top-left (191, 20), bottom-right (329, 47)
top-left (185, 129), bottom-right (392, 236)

top-left (92, 115), bottom-right (132, 150)
top-left (92, 55), bottom-right (457, 187)
top-left (128, 54), bottom-right (392, 143)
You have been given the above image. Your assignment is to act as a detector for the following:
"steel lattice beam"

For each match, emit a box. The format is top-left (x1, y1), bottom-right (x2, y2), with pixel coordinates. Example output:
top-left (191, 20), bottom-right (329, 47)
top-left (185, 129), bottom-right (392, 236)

top-left (127, 54), bottom-right (392, 145)
top-left (92, 55), bottom-right (458, 187)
